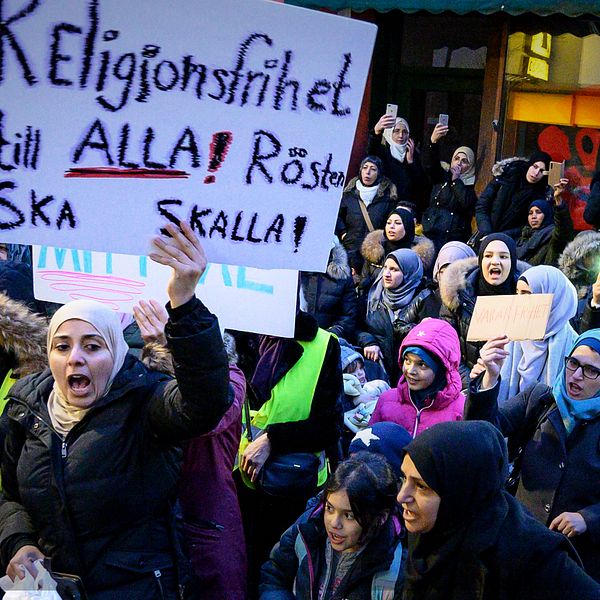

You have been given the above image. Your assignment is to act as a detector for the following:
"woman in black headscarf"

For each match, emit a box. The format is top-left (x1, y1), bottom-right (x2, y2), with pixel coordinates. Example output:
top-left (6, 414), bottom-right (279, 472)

top-left (439, 233), bottom-right (529, 380)
top-left (397, 420), bottom-right (600, 599)
top-left (335, 155), bottom-right (398, 274)
top-left (359, 206), bottom-right (436, 289)
top-left (475, 150), bottom-right (552, 242)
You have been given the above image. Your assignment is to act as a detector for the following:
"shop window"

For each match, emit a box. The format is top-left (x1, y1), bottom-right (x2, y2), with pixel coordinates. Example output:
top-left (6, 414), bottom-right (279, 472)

top-left (502, 30), bottom-right (600, 229)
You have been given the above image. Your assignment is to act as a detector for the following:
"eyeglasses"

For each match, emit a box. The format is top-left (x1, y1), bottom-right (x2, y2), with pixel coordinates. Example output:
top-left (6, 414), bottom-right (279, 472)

top-left (564, 356), bottom-right (600, 380)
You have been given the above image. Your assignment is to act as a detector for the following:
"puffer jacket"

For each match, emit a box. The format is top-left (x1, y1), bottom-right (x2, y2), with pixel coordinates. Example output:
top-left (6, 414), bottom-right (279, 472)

top-left (370, 319), bottom-right (465, 437)
top-left (300, 243), bottom-right (358, 342)
top-left (516, 203), bottom-right (574, 266)
top-left (439, 257), bottom-right (530, 372)
top-left (335, 176), bottom-right (397, 272)
top-left (558, 231), bottom-right (600, 333)
top-left (259, 506), bottom-right (404, 600)
top-left (420, 141), bottom-right (478, 249)
top-left (476, 157), bottom-right (550, 240)
top-left (0, 297), bottom-right (231, 600)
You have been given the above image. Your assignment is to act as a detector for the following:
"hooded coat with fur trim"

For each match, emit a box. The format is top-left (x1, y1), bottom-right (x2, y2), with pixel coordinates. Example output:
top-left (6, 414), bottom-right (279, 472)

top-left (370, 319), bottom-right (464, 437)
top-left (439, 256), bottom-right (530, 372)
top-left (335, 175), bottom-right (398, 272)
top-left (300, 243), bottom-right (358, 342)
top-left (476, 157), bottom-right (550, 240)
top-left (558, 231), bottom-right (600, 333)
top-left (359, 228), bottom-right (436, 288)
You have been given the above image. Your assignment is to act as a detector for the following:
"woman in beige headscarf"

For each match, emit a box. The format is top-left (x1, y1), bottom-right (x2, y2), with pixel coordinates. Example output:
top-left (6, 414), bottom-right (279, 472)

top-left (421, 122), bottom-right (478, 252)
top-left (0, 222), bottom-right (230, 600)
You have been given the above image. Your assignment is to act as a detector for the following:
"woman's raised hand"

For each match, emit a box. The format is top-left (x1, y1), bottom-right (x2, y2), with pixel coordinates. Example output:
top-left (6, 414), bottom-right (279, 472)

top-left (430, 123), bottom-right (449, 144)
top-left (133, 299), bottom-right (169, 345)
top-left (477, 335), bottom-right (510, 390)
top-left (405, 138), bottom-right (415, 163)
top-left (150, 221), bottom-right (207, 309)
top-left (553, 177), bottom-right (569, 205)
top-left (375, 113), bottom-right (396, 135)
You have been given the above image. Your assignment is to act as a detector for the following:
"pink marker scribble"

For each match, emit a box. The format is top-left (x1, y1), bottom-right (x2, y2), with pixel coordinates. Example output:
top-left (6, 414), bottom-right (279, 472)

top-left (39, 271), bottom-right (146, 311)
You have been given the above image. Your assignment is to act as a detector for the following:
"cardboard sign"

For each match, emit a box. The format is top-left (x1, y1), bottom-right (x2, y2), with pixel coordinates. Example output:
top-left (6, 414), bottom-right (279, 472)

top-left (0, 0), bottom-right (377, 271)
top-left (466, 294), bottom-right (553, 342)
top-left (33, 245), bottom-right (298, 337)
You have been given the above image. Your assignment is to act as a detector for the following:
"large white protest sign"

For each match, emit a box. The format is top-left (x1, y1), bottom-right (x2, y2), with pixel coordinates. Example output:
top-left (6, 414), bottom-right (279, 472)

top-left (0, 0), bottom-right (376, 271)
top-left (33, 245), bottom-right (298, 337)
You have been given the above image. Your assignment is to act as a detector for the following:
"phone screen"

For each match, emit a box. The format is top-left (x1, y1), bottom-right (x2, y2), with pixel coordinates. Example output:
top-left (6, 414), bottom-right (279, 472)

top-left (438, 114), bottom-right (449, 126)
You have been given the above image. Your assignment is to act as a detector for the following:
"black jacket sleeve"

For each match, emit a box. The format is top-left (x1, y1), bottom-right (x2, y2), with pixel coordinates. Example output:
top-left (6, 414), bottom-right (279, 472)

top-left (421, 141), bottom-right (445, 184)
top-left (327, 278), bottom-right (358, 342)
top-left (475, 179), bottom-right (501, 235)
top-left (583, 178), bottom-right (600, 229)
top-left (147, 296), bottom-right (231, 442)
top-left (266, 337), bottom-right (342, 454)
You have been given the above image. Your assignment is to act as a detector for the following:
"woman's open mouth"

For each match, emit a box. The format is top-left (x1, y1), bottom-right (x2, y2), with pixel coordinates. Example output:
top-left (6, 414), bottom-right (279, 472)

top-left (328, 531), bottom-right (345, 545)
top-left (568, 382), bottom-right (583, 395)
top-left (488, 267), bottom-right (502, 278)
top-left (67, 374), bottom-right (91, 395)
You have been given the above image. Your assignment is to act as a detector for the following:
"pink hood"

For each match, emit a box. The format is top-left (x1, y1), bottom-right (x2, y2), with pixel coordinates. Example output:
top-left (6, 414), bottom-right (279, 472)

top-left (370, 319), bottom-right (464, 437)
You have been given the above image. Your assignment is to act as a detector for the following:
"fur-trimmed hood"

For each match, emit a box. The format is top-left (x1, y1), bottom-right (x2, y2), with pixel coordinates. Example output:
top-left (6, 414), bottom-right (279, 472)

top-left (440, 256), bottom-right (531, 312)
top-left (327, 240), bottom-right (352, 280)
top-left (491, 156), bottom-right (529, 179)
top-left (558, 230), bottom-right (600, 298)
top-left (360, 229), bottom-right (436, 271)
top-left (0, 293), bottom-right (48, 377)
top-left (343, 175), bottom-right (397, 199)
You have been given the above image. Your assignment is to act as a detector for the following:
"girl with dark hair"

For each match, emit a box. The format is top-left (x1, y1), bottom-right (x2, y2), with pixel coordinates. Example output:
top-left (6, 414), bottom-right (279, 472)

top-left (397, 420), bottom-right (600, 599)
top-left (259, 453), bottom-right (404, 599)
top-left (336, 155), bottom-right (398, 273)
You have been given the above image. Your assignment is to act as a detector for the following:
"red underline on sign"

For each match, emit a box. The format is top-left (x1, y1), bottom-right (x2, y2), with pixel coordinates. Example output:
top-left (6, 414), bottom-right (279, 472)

top-left (64, 167), bottom-right (190, 179)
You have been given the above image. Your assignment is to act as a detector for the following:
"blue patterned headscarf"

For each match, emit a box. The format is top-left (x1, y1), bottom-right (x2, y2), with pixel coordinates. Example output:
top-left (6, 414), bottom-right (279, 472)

top-left (552, 329), bottom-right (600, 434)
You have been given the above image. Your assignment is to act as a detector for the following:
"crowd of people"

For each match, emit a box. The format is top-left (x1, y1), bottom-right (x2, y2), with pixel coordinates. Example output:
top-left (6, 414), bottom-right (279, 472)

top-left (0, 106), bottom-right (599, 600)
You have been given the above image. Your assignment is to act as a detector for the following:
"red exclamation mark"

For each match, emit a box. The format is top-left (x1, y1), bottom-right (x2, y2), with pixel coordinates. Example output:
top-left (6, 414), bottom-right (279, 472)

top-left (204, 131), bottom-right (233, 184)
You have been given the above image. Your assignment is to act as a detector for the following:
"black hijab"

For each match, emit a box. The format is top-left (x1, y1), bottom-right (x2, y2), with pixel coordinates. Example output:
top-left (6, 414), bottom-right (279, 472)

top-left (477, 233), bottom-right (517, 297)
top-left (402, 421), bottom-right (510, 600)
top-left (384, 207), bottom-right (415, 255)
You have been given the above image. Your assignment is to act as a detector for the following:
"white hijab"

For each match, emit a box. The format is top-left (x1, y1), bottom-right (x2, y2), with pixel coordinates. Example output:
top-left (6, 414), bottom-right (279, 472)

top-left (382, 117), bottom-right (410, 163)
top-left (47, 300), bottom-right (130, 436)
top-left (499, 266), bottom-right (578, 404)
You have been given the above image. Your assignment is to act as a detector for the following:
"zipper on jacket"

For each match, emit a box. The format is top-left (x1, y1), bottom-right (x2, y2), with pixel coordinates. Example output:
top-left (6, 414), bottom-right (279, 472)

top-left (298, 530), bottom-right (314, 600)
top-left (61, 441), bottom-right (68, 459)
top-left (409, 394), bottom-right (435, 439)
top-left (154, 569), bottom-right (165, 598)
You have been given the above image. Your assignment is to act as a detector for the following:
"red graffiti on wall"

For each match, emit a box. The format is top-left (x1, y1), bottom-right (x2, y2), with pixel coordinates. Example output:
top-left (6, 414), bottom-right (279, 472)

top-left (537, 125), bottom-right (600, 230)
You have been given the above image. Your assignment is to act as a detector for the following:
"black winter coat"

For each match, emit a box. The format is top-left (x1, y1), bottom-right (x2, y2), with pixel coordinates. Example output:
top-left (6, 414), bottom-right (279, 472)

top-left (466, 381), bottom-right (600, 582)
top-left (583, 173), bottom-right (600, 229)
top-left (300, 244), bottom-right (358, 343)
top-left (476, 158), bottom-right (549, 240)
top-left (0, 298), bottom-right (231, 600)
top-left (367, 132), bottom-right (428, 215)
top-left (421, 142), bottom-right (477, 250)
top-left (335, 176), bottom-right (397, 272)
